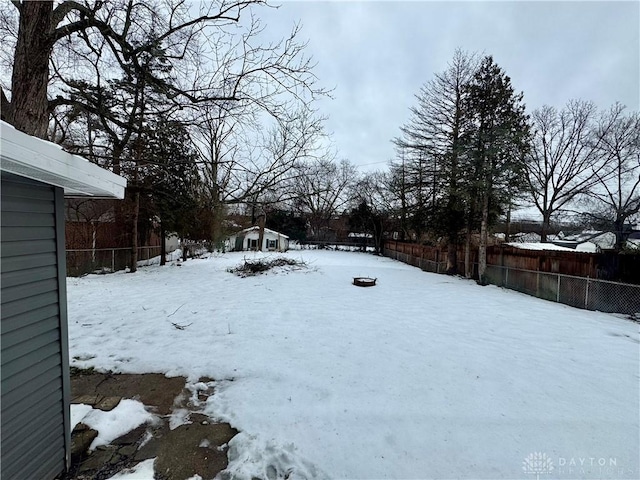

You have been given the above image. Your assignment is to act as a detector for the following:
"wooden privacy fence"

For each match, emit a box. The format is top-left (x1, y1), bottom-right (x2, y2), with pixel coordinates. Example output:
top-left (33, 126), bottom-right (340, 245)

top-left (384, 241), bottom-right (640, 315)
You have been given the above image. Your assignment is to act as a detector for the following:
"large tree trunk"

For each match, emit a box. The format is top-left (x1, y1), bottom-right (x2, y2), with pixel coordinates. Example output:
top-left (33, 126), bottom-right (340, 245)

top-left (614, 216), bottom-right (625, 251)
top-left (505, 203), bottom-right (512, 243)
top-left (464, 227), bottom-right (472, 278)
top-left (478, 192), bottom-right (489, 285)
top-left (209, 194), bottom-right (225, 248)
top-left (257, 213), bottom-right (266, 251)
top-left (11, 1), bottom-right (54, 138)
top-left (540, 211), bottom-right (551, 243)
top-left (372, 219), bottom-right (383, 255)
top-left (446, 241), bottom-right (457, 274)
top-left (129, 191), bottom-right (140, 273)
top-left (445, 192), bottom-right (459, 274)
top-left (160, 219), bottom-right (166, 266)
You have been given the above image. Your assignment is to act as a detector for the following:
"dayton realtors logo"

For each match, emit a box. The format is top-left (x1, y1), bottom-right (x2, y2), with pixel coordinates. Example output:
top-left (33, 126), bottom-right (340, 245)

top-left (523, 452), bottom-right (554, 480)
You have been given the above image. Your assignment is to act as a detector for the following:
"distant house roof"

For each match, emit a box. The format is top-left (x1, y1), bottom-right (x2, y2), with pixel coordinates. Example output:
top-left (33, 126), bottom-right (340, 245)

top-left (232, 226), bottom-right (289, 238)
top-left (507, 242), bottom-right (576, 252)
top-left (561, 230), bottom-right (616, 250)
top-left (1, 121), bottom-right (126, 198)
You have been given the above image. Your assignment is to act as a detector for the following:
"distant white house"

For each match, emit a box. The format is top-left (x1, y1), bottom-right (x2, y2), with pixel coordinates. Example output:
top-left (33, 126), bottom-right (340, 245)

top-left (165, 233), bottom-right (180, 252)
top-left (227, 226), bottom-right (289, 252)
top-left (551, 231), bottom-right (617, 252)
top-left (627, 232), bottom-right (640, 250)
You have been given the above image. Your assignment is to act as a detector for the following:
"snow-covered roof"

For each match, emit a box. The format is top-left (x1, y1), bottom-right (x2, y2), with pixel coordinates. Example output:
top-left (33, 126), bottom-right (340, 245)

top-left (506, 242), bottom-right (577, 252)
top-left (575, 242), bottom-right (598, 253)
top-left (586, 232), bottom-right (616, 250)
top-left (348, 232), bottom-right (373, 238)
top-left (233, 226), bottom-right (289, 238)
top-left (562, 230), bottom-right (617, 250)
top-left (1, 120), bottom-right (126, 198)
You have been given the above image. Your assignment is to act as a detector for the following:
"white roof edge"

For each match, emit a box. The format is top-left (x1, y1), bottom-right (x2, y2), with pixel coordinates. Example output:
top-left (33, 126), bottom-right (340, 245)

top-left (0, 121), bottom-right (126, 199)
top-left (234, 226), bottom-right (290, 238)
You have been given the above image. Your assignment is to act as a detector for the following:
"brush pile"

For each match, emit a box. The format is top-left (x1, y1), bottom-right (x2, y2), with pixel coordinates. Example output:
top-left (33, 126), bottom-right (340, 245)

top-left (227, 257), bottom-right (307, 277)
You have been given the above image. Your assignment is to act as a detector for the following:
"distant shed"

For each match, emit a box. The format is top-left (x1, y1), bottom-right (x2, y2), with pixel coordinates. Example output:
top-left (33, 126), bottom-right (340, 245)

top-left (1, 121), bottom-right (126, 480)
top-left (227, 226), bottom-right (289, 252)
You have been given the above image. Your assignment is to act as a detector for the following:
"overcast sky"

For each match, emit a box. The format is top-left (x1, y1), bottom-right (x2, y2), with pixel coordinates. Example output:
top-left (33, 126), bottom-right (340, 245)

top-left (258, 1), bottom-right (640, 172)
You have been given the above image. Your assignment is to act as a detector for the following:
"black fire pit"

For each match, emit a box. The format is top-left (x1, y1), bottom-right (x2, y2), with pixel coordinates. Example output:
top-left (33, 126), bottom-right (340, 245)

top-left (353, 277), bottom-right (377, 287)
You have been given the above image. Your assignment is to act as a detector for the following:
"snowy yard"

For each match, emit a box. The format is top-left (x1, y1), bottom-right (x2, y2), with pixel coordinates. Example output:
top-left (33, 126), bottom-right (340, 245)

top-left (68, 250), bottom-right (639, 479)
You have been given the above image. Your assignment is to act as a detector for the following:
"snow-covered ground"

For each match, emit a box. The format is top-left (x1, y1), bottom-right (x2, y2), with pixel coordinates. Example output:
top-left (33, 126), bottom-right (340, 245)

top-left (68, 251), bottom-right (639, 479)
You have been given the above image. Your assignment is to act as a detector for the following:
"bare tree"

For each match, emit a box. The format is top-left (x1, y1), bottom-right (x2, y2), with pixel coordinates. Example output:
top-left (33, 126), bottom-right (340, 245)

top-left (192, 104), bottom-right (329, 247)
top-left (2, 0), bottom-right (328, 267)
top-left (350, 171), bottom-right (396, 254)
top-left (291, 158), bottom-right (357, 240)
top-left (582, 104), bottom-right (640, 250)
top-left (525, 100), bottom-right (614, 241)
top-left (190, 102), bottom-right (257, 243)
top-left (2, 0), bottom-right (325, 138)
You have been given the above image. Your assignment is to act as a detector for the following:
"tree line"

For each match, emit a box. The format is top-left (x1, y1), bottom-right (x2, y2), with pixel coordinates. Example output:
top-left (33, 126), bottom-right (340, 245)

top-left (384, 50), bottom-right (639, 282)
top-left (0, 0), bottom-right (361, 270)
top-left (2, 4), bottom-right (638, 278)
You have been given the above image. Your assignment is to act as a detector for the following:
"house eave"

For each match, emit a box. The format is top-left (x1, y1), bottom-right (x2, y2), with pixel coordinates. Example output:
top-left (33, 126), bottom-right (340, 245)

top-left (1, 121), bottom-right (126, 199)
top-left (235, 226), bottom-right (289, 239)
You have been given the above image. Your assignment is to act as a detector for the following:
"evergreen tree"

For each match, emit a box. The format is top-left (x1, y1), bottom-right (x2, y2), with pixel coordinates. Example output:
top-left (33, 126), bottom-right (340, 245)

top-left (394, 50), bottom-right (478, 271)
top-left (141, 119), bottom-right (203, 264)
top-left (462, 56), bottom-right (530, 283)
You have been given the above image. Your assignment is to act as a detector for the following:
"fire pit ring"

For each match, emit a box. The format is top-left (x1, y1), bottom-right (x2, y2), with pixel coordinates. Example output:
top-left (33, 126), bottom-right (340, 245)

top-left (353, 277), bottom-right (377, 287)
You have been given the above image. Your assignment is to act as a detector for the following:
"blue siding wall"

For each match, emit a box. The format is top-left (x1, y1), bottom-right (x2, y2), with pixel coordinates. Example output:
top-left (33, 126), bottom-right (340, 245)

top-left (1, 173), bottom-right (67, 480)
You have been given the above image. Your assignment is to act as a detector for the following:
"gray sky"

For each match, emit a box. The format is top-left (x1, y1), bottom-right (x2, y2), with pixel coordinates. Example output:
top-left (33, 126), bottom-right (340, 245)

top-left (259, 1), bottom-right (640, 172)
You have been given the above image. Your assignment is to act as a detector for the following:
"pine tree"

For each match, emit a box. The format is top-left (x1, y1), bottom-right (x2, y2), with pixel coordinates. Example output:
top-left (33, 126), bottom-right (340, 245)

top-left (142, 119), bottom-right (203, 264)
top-left (462, 56), bottom-right (530, 284)
top-left (394, 50), bottom-right (478, 272)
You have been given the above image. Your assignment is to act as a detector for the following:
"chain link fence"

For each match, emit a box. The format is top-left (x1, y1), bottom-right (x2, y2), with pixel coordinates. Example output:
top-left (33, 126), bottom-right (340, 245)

top-left (66, 246), bottom-right (162, 276)
top-left (485, 265), bottom-right (640, 314)
top-left (385, 248), bottom-right (640, 315)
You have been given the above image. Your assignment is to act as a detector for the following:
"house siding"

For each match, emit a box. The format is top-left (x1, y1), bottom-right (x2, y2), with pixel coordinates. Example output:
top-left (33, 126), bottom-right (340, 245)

top-left (229, 228), bottom-right (289, 252)
top-left (1, 173), bottom-right (69, 480)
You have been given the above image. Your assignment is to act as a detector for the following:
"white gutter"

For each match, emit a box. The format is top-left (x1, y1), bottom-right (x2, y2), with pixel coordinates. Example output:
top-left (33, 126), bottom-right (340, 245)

top-left (0, 121), bottom-right (126, 199)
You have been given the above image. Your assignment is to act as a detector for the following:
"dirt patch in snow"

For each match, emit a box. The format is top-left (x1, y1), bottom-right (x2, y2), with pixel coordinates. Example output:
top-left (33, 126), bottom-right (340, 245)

top-left (70, 371), bottom-right (186, 416)
top-left (61, 371), bottom-right (238, 480)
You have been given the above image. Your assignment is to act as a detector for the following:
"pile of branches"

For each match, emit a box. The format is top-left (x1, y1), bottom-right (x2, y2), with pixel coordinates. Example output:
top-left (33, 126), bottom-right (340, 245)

top-left (227, 257), bottom-right (307, 277)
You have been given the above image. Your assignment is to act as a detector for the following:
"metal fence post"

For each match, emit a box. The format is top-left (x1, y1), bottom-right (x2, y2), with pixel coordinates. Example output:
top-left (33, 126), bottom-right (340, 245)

top-left (557, 274), bottom-right (561, 303)
top-left (111, 249), bottom-right (115, 272)
top-left (585, 276), bottom-right (590, 309)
